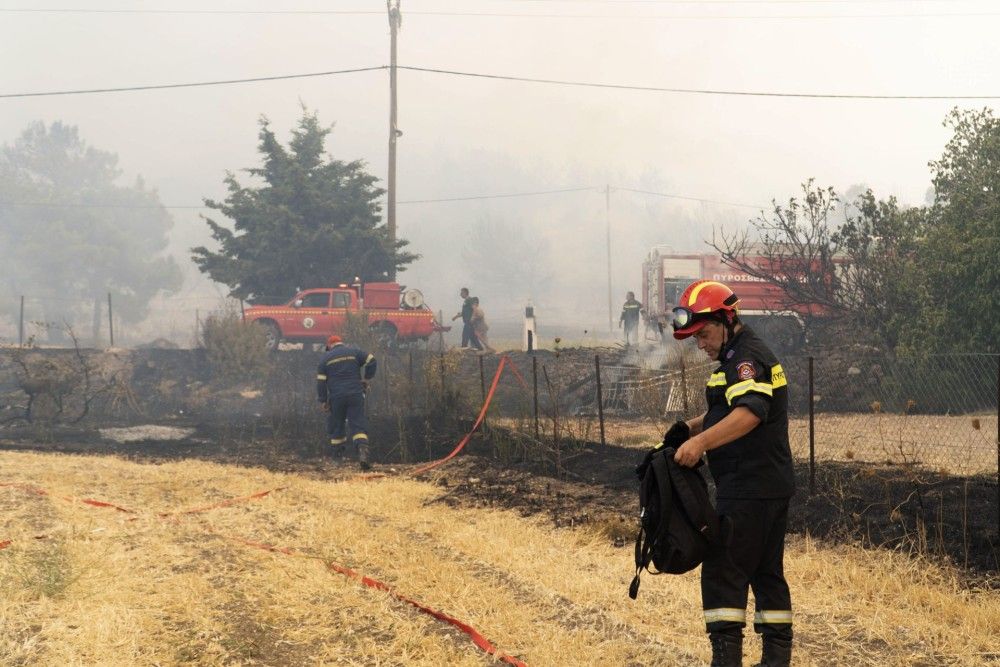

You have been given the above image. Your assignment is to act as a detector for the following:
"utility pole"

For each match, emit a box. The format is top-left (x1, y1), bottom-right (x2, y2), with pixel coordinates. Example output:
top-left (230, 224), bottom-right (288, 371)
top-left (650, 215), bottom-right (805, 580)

top-left (387, 0), bottom-right (402, 280)
top-left (606, 184), bottom-right (613, 333)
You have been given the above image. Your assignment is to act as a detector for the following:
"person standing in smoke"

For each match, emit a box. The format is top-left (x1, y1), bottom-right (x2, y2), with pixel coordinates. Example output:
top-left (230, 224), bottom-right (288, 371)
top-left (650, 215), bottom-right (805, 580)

top-left (619, 291), bottom-right (643, 346)
top-left (451, 287), bottom-right (482, 351)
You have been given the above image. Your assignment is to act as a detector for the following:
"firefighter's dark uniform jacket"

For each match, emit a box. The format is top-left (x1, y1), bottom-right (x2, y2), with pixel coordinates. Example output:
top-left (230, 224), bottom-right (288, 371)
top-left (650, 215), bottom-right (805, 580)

top-left (703, 327), bottom-right (795, 499)
top-left (316, 344), bottom-right (377, 457)
top-left (620, 299), bottom-right (642, 327)
top-left (700, 326), bottom-right (794, 641)
top-left (316, 344), bottom-right (377, 402)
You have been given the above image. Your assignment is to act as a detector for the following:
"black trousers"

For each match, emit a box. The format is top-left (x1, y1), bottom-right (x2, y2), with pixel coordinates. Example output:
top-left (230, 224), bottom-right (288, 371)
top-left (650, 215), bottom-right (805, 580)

top-left (701, 497), bottom-right (792, 640)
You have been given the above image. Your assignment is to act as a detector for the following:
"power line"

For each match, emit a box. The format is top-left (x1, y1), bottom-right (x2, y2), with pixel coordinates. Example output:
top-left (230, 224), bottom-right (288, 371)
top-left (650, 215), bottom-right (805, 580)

top-left (476, 0), bottom-right (991, 4)
top-left (400, 65), bottom-right (1000, 100)
top-left (0, 187), bottom-right (598, 209)
top-left (615, 187), bottom-right (766, 209)
top-left (0, 186), bottom-right (766, 210)
top-left (398, 186), bottom-right (599, 203)
top-left (0, 66), bottom-right (386, 99)
top-left (1, 6), bottom-right (995, 19)
top-left (4, 63), bottom-right (999, 100)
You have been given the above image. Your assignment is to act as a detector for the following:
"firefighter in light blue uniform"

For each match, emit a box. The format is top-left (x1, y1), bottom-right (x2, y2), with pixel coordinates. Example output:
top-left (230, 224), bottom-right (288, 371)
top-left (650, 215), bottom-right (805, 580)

top-left (316, 335), bottom-right (377, 469)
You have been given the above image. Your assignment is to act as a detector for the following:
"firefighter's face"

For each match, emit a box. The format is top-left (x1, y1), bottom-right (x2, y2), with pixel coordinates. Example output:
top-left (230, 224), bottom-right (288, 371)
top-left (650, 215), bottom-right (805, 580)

top-left (693, 321), bottom-right (725, 359)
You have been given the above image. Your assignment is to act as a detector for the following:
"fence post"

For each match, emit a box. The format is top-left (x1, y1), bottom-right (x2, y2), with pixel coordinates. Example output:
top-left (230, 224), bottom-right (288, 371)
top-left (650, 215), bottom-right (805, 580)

top-left (18, 295), bottom-right (24, 347)
top-left (240, 299), bottom-right (246, 322)
top-left (680, 353), bottom-right (689, 414)
top-left (532, 355), bottom-right (540, 440)
top-left (107, 292), bottom-right (115, 348)
top-left (408, 350), bottom-right (414, 411)
top-left (479, 354), bottom-right (488, 430)
top-left (809, 356), bottom-right (816, 496)
top-left (595, 354), bottom-right (606, 447)
top-left (439, 351), bottom-right (446, 397)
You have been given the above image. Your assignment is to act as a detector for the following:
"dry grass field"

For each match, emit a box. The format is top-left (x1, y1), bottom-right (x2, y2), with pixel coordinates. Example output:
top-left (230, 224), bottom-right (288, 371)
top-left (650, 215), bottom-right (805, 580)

top-left (1, 450), bottom-right (998, 666)
top-left (585, 414), bottom-right (999, 477)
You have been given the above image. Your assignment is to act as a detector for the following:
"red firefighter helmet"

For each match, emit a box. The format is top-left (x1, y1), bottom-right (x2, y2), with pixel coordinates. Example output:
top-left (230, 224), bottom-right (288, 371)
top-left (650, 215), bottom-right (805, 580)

top-left (671, 280), bottom-right (740, 340)
top-left (325, 335), bottom-right (343, 349)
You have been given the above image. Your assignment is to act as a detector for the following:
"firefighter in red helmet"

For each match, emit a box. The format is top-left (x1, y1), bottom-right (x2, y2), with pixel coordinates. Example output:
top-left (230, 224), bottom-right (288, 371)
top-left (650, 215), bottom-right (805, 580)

top-left (317, 334), bottom-right (377, 469)
top-left (646, 280), bottom-right (795, 667)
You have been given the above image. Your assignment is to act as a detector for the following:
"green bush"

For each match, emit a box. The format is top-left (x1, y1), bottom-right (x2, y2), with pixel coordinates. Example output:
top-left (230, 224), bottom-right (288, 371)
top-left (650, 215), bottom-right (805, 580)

top-left (200, 306), bottom-right (272, 386)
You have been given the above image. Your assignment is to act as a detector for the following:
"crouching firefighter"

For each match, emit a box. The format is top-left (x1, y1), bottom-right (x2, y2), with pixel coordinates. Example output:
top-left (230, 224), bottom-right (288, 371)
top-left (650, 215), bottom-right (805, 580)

top-left (640, 280), bottom-right (795, 667)
top-left (316, 335), bottom-right (377, 470)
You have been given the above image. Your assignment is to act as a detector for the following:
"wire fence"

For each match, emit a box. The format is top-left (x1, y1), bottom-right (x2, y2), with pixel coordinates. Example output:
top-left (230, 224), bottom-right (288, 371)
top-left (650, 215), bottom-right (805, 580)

top-left (0, 338), bottom-right (997, 567)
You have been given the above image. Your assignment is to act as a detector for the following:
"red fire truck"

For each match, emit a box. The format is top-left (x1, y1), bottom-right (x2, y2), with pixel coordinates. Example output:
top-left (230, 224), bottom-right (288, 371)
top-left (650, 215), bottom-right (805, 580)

top-left (641, 247), bottom-right (824, 349)
top-left (244, 282), bottom-right (445, 349)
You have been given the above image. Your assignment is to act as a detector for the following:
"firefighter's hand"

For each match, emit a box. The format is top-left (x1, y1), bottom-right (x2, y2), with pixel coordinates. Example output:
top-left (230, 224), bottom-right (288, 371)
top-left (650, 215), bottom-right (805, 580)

top-left (319, 402), bottom-right (330, 413)
top-left (674, 437), bottom-right (706, 468)
top-left (361, 380), bottom-right (370, 392)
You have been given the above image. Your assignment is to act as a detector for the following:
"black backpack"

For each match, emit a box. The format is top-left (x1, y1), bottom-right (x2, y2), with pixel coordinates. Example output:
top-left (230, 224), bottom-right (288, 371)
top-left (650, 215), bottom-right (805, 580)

top-left (629, 447), bottom-right (724, 600)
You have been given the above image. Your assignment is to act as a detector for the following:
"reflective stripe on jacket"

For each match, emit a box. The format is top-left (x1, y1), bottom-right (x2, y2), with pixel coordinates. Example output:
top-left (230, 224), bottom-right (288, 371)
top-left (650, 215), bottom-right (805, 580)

top-left (317, 343), bottom-right (377, 401)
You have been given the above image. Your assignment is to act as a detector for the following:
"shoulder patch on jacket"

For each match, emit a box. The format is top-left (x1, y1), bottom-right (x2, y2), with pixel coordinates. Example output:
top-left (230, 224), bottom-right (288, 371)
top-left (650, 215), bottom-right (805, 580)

top-left (736, 361), bottom-right (756, 380)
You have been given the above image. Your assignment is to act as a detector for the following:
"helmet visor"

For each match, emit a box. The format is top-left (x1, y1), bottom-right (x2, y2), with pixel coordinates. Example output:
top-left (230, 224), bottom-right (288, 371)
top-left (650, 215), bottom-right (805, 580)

top-left (671, 307), bottom-right (697, 331)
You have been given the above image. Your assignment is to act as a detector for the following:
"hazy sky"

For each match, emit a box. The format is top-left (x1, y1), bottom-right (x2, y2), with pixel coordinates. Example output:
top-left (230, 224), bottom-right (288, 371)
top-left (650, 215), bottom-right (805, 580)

top-left (3, 0), bottom-right (999, 334)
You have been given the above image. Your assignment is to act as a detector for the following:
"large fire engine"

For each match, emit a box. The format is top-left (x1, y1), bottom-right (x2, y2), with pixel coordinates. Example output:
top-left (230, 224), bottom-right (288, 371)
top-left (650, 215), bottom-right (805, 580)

top-left (244, 281), bottom-right (446, 349)
top-left (641, 247), bottom-right (823, 350)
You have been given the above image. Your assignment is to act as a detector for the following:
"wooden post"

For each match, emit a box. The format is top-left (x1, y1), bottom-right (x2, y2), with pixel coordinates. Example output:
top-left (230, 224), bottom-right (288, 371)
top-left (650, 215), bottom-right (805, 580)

top-left (439, 351), bottom-right (446, 397)
top-left (680, 353), bottom-right (689, 414)
top-left (386, 0), bottom-right (401, 279)
top-left (809, 356), bottom-right (816, 496)
top-left (107, 292), bottom-right (115, 348)
top-left (18, 295), bottom-right (24, 347)
top-left (240, 299), bottom-right (246, 322)
top-left (408, 349), bottom-right (414, 411)
top-left (479, 354), bottom-right (487, 404)
top-left (595, 354), bottom-right (606, 447)
top-left (532, 355), bottom-right (540, 440)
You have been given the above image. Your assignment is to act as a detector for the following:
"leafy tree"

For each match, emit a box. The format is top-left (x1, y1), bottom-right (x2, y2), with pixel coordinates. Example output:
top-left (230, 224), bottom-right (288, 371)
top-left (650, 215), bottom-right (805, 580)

top-left (711, 180), bottom-right (926, 348)
top-left (923, 108), bottom-right (1000, 352)
top-left (192, 109), bottom-right (415, 303)
top-left (0, 121), bottom-right (181, 343)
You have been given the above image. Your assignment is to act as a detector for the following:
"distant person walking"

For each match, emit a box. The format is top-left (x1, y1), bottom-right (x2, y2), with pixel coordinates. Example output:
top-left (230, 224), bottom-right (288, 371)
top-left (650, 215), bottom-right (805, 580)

top-left (619, 291), bottom-right (643, 346)
top-left (451, 287), bottom-right (482, 351)
top-left (316, 335), bottom-right (377, 470)
top-left (470, 297), bottom-right (495, 354)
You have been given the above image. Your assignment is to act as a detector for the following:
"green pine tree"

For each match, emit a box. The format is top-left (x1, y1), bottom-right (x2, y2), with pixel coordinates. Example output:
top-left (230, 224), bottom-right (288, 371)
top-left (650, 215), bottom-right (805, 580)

top-left (192, 109), bottom-right (416, 304)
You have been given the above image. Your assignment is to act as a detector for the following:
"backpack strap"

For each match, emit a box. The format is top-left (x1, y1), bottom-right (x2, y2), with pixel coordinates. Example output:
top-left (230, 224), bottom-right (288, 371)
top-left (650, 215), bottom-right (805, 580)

top-left (664, 457), bottom-right (721, 546)
top-left (629, 450), bottom-right (673, 600)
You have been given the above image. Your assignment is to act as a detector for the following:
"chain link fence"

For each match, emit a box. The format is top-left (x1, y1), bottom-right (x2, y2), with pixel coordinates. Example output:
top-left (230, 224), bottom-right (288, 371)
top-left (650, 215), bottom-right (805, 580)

top-left (1, 336), bottom-right (997, 568)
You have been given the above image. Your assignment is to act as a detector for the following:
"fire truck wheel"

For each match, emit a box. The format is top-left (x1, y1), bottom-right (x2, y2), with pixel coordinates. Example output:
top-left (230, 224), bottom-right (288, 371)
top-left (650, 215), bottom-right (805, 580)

top-left (369, 322), bottom-right (398, 348)
top-left (256, 321), bottom-right (282, 351)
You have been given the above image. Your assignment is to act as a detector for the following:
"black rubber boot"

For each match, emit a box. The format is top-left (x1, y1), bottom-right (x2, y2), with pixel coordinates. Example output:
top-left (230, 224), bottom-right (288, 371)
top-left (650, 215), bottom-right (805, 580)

top-left (358, 442), bottom-right (371, 471)
top-left (752, 636), bottom-right (792, 667)
top-left (709, 631), bottom-right (743, 667)
top-left (329, 445), bottom-right (345, 463)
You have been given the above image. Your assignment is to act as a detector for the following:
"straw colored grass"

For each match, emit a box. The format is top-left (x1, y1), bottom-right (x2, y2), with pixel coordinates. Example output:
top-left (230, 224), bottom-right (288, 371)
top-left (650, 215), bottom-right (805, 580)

top-left (1, 451), bottom-right (997, 666)
top-left (589, 414), bottom-right (998, 476)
